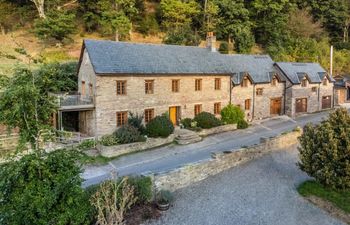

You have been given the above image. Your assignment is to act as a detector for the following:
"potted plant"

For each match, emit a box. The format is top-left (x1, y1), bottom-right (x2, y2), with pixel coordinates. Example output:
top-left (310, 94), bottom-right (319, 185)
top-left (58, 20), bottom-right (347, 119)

top-left (156, 190), bottom-right (173, 211)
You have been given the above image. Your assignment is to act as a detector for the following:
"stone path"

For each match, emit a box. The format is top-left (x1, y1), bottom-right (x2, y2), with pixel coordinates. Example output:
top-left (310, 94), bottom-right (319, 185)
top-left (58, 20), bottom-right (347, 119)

top-left (83, 111), bottom-right (332, 187)
top-left (147, 147), bottom-right (345, 225)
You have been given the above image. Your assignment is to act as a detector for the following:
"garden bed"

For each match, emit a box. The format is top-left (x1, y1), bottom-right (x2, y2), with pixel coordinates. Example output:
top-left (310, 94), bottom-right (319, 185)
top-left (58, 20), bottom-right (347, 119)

top-left (197, 124), bottom-right (237, 137)
top-left (97, 134), bottom-right (176, 158)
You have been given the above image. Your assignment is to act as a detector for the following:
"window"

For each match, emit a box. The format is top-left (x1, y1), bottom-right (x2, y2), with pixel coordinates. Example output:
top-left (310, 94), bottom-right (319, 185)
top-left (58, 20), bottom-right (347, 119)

top-left (81, 81), bottom-right (86, 96)
top-left (116, 80), bottom-right (127, 95)
top-left (271, 76), bottom-right (278, 86)
top-left (145, 80), bottom-right (154, 94)
top-left (215, 78), bottom-right (221, 90)
top-left (256, 88), bottom-right (263, 96)
top-left (88, 83), bottom-right (93, 96)
top-left (241, 77), bottom-right (250, 87)
top-left (194, 104), bottom-right (202, 116)
top-left (245, 99), bottom-right (251, 110)
top-left (301, 78), bottom-right (308, 87)
top-left (195, 79), bottom-right (202, 91)
top-left (323, 78), bottom-right (328, 86)
top-left (312, 87), bottom-right (317, 92)
top-left (214, 102), bottom-right (221, 115)
top-left (144, 109), bottom-right (154, 123)
top-left (116, 111), bottom-right (128, 127)
top-left (172, 80), bottom-right (180, 92)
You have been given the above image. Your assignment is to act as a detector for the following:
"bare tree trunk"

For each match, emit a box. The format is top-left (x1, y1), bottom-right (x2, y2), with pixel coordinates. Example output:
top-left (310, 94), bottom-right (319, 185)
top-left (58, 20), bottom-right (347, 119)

top-left (0, 24), bottom-right (5, 35)
top-left (115, 30), bottom-right (119, 42)
top-left (30, 0), bottom-right (46, 19)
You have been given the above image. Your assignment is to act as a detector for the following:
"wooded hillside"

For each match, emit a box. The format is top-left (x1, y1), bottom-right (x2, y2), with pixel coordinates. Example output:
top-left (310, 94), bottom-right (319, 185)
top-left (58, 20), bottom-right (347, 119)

top-left (1, 0), bottom-right (350, 75)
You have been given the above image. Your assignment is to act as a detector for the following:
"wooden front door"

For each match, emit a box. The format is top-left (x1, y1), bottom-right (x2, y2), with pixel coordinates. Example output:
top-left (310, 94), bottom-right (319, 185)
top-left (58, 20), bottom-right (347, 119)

top-left (296, 98), bottom-right (307, 113)
top-left (169, 107), bottom-right (178, 125)
top-left (322, 96), bottom-right (331, 109)
top-left (270, 98), bottom-right (282, 115)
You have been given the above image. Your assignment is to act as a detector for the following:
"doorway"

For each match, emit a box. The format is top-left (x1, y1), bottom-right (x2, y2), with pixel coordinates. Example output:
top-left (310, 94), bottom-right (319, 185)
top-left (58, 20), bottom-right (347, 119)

top-left (322, 96), bottom-right (331, 109)
top-left (169, 106), bottom-right (180, 125)
top-left (296, 98), bottom-right (307, 113)
top-left (270, 98), bottom-right (282, 116)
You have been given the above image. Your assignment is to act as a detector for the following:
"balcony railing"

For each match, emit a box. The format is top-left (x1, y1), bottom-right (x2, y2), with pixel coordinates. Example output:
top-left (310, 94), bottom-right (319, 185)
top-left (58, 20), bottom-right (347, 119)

top-left (51, 93), bottom-right (94, 111)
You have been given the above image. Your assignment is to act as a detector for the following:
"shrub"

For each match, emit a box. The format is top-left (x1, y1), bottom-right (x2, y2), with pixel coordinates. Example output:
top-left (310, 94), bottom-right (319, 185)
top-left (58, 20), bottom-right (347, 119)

top-left (156, 190), bottom-right (174, 204)
top-left (99, 134), bottom-right (119, 146)
top-left (146, 115), bottom-right (174, 138)
top-left (113, 125), bottom-right (146, 144)
top-left (298, 108), bottom-right (350, 190)
top-left (90, 177), bottom-right (137, 225)
top-left (181, 118), bottom-right (193, 128)
top-left (127, 176), bottom-right (153, 204)
top-left (221, 104), bottom-right (245, 124)
top-left (219, 42), bottom-right (229, 54)
top-left (77, 139), bottom-right (96, 150)
top-left (194, 112), bottom-right (222, 129)
top-left (128, 112), bottom-right (146, 134)
top-left (237, 120), bottom-right (249, 129)
top-left (0, 150), bottom-right (93, 225)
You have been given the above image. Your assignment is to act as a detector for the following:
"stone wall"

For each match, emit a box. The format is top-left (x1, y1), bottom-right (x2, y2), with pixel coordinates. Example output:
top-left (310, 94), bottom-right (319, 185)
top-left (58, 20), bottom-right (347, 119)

top-left (98, 134), bottom-right (176, 158)
top-left (254, 82), bottom-right (285, 119)
top-left (285, 79), bottom-right (334, 118)
top-left (95, 74), bottom-right (231, 136)
top-left (231, 79), bottom-right (285, 120)
top-left (197, 124), bottom-right (237, 137)
top-left (152, 129), bottom-right (301, 192)
top-left (78, 50), bottom-right (97, 136)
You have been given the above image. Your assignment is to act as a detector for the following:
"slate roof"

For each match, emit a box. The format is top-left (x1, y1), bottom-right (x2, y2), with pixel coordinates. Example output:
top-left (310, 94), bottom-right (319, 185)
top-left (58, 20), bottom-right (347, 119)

top-left (221, 55), bottom-right (284, 84)
top-left (334, 75), bottom-right (350, 88)
top-left (82, 39), bottom-right (288, 84)
top-left (275, 62), bottom-right (334, 84)
top-left (83, 39), bottom-right (230, 75)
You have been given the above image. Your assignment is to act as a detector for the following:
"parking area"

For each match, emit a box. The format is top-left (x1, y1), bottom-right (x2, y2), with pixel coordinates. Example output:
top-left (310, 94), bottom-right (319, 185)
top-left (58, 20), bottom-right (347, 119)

top-left (147, 147), bottom-right (345, 225)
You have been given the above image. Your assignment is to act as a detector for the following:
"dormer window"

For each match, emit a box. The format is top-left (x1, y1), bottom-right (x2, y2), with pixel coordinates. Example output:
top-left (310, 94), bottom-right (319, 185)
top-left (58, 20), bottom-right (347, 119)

top-left (301, 78), bottom-right (308, 87)
top-left (323, 77), bottom-right (328, 86)
top-left (271, 76), bottom-right (278, 86)
top-left (241, 77), bottom-right (250, 87)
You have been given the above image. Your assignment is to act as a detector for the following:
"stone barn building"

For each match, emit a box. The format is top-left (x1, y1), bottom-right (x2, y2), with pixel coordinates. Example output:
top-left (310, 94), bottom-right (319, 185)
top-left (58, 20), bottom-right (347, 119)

top-left (57, 37), bottom-right (335, 138)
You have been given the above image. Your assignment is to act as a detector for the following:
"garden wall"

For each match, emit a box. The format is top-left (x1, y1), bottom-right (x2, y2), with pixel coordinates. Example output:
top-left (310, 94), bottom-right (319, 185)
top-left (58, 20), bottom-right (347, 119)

top-left (98, 134), bottom-right (176, 158)
top-left (197, 124), bottom-right (237, 137)
top-left (152, 129), bottom-right (302, 192)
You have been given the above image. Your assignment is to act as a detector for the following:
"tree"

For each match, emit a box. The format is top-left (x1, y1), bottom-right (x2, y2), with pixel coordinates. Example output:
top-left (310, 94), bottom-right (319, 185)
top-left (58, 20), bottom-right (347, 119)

top-left (30, 0), bottom-right (46, 18)
top-left (98, 0), bottom-right (137, 41)
top-left (202, 0), bottom-right (219, 33)
top-left (298, 108), bottom-right (350, 190)
top-left (287, 9), bottom-right (324, 39)
top-left (0, 1), bottom-right (16, 35)
top-left (249, 0), bottom-right (295, 45)
top-left (160, 0), bottom-right (200, 30)
top-left (0, 149), bottom-right (93, 225)
top-left (34, 10), bottom-right (76, 42)
top-left (215, 0), bottom-right (254, 53)
top-left (300, 0), bottom-right (349, 43)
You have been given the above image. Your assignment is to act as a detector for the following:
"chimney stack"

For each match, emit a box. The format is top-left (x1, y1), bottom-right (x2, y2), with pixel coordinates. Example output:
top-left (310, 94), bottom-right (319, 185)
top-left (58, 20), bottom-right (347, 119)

top-left (206, 32), bottom-right (216, 52)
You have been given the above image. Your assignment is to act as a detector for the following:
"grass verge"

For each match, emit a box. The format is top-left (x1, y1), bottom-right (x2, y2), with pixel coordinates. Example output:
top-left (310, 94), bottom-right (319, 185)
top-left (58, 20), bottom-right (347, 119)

top-left (298, 180), bottom-right (350, 213)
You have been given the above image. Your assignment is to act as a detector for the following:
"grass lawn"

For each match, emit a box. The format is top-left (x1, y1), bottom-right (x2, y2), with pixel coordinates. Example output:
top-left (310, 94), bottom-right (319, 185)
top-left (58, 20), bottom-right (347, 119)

top-left (298, 180), bottom-right (350, 214)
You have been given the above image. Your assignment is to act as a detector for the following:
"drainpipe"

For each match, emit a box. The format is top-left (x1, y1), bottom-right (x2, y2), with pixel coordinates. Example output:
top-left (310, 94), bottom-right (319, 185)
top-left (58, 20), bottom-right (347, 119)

top-left (252, 83), bottom-right (256, 120)
top-left (229, 79), bottom-right (232, 105)
top-left (318, 83), bottom-right (321, 111)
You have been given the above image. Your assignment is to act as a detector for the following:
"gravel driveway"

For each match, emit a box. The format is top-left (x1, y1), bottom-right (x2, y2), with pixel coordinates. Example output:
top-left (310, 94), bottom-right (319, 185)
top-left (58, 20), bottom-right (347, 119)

top-left (147, 147), bottom-right (345, 225)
